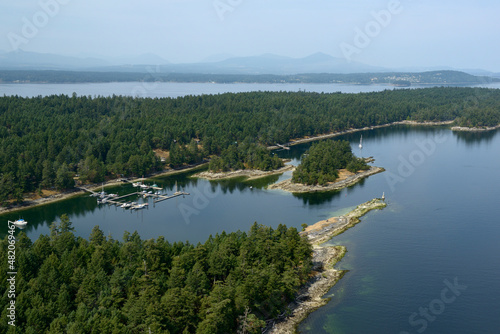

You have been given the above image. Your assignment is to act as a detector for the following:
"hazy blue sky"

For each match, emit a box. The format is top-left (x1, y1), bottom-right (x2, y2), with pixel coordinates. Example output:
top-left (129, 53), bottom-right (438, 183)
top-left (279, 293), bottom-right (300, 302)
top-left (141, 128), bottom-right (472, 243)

top-left (1, 0), bottom-right (499, 71)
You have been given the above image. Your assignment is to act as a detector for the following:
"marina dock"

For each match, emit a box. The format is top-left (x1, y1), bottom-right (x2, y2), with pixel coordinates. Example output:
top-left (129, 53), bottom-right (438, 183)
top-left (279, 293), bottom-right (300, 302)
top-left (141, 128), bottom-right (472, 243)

top-left (78, 180), bottom-right (190, 210)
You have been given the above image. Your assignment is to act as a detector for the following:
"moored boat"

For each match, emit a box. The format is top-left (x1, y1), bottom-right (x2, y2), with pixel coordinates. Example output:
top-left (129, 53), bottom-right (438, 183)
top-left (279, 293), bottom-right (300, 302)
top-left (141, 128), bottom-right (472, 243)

top-left (10, 219), bottom-right (28, 227)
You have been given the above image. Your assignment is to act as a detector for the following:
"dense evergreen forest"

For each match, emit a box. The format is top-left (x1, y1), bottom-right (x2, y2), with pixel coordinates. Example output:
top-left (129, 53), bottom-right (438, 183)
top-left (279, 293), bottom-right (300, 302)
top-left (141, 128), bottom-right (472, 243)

top-left (208, 143), bottom-right (284, 172)
top-left (1, 69), bottom-right (498, 85)
top-left (0, 217), bottom-right (312, 333)
top-left (292, 140), bottom-right (369, 185)
top-left (1, 87), bottom-right (500, 205)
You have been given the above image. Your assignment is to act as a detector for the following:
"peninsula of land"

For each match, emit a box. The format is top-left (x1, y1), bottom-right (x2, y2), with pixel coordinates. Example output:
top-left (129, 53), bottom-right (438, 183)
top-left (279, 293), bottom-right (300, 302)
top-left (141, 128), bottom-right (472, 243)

top-left (268, 166), bottom-right (385, 193)
top-left (267, 198), bottom-right (387, 333)
top-left (193, 164), bottom-right (294, 181)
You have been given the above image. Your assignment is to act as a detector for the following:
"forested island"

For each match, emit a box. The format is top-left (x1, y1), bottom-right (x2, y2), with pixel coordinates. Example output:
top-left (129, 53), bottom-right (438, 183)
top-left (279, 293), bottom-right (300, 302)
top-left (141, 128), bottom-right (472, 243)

top-left (1, 87), bottom-right (500, 207)
top-left (267, 139), bottom-right (384, 193)
top-left (0, 217), bottom-right (312, 333)
top-left (291, 140), bottom-right (368, 186)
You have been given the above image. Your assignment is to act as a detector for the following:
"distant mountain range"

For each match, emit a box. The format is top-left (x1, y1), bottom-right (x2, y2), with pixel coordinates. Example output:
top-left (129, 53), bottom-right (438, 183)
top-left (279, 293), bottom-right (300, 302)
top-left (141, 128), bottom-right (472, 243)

top-left (0, 50), bottom-right (500, 83)
top-left (0, 50), bottom-right (171, 70)
top-left (0, 50), bottom-right (384, 74)
top-left (162, 52), bottom-right (388, 75)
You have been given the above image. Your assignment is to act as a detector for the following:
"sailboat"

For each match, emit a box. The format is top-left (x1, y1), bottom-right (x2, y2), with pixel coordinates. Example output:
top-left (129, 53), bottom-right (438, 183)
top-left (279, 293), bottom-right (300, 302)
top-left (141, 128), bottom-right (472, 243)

top-left (99, 183), bottom-right (107, 198)
top-left (359, 135), bottom-right (363, 149)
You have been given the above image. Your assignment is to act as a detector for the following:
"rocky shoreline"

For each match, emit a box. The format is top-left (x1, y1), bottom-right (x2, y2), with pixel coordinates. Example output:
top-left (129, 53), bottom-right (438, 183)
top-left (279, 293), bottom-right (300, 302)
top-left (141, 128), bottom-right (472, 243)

top-left (192, 164), bottom-right (294, 181)
top-left (451, 124), bottom-right (500, 132)
top-left (265, 246), bottom-right (347, 334)
top-left (266, 198), bottom-right (387, 333)
top-left (267, 166), bottom-right (385, 193)
top-left (303, 198), bottom-right (388, 245)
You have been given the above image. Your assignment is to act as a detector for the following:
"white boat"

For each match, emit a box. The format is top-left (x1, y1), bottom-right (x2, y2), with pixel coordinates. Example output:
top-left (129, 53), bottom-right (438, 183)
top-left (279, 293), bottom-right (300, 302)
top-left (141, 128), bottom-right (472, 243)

top-left (120, 202), bottom-right (132, 209)
top-left (10, 219), bottom-right (28, 227)
top-left (359, 135), bottom-right (363, 149)
top-left (140, 184), bottom-right (149, 189)
top-left (132, 182), bottom-right (141, 187)
top-left (132, 203), bottom-right (148, 210)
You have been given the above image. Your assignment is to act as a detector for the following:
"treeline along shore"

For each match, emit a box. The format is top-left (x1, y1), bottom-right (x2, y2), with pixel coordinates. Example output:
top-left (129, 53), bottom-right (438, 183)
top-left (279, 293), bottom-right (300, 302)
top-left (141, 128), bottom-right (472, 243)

top-left (0, 218), bottom-right (315, 333)
top-left (1, 87), bottom-right (500, 208)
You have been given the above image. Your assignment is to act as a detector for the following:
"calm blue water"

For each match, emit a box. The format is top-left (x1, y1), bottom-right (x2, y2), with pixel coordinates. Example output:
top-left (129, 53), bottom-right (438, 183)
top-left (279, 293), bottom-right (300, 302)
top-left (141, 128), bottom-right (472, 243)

top-left (297, 127), bottom-right (500, 334)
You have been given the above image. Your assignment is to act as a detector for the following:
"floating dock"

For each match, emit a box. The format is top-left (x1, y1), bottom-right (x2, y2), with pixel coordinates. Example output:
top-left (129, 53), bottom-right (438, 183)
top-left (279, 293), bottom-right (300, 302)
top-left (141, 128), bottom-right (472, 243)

top-left (78, 182), bottom-right (190, 210)
top-left (153, 191), bottom-right (190, 204)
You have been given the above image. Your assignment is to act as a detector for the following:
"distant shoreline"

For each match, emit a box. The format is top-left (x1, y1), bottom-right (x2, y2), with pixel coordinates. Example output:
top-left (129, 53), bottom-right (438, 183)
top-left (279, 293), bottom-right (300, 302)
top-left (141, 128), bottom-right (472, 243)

top-left (2, 69), bottom-right (498, 86)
